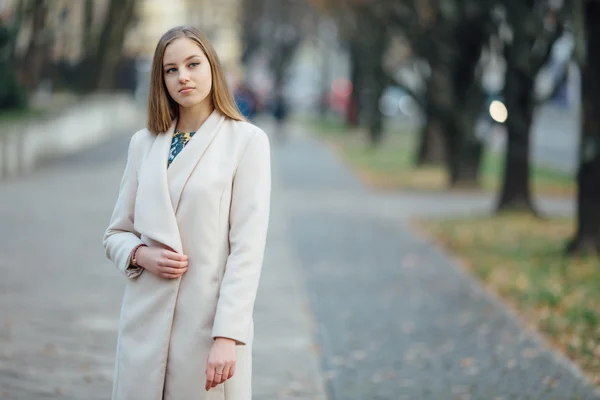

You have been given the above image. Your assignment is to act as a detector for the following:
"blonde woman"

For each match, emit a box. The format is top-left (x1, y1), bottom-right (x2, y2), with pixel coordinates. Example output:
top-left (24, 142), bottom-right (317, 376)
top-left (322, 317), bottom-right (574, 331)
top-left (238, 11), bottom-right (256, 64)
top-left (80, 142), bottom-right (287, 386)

top-left (103, 26), bottom-right (271, 400)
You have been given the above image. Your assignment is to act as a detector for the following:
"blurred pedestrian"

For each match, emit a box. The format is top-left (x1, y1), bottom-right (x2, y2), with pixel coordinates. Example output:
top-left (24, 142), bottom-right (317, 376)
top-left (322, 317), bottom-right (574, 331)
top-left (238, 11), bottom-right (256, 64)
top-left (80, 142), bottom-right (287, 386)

top-left (271, 90), bottom-right (289, 142)
top-left (272, 91), bottom-right (289, 124)
top-left (103, 25), bottom-right (271, 400)
top-left (233, 81), bottom-right (259, 120)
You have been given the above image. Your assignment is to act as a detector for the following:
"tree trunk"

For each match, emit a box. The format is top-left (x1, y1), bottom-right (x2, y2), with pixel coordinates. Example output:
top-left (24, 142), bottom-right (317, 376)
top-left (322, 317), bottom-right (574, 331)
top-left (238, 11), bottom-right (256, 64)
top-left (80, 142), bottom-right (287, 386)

top-left (496, 69), bottom-right (537, 214)
top-left (92, 0), bottom-right (136, 91)
top-left (432, 71), bottom-right (483, 187)
top-left (368, 106), bottom-right (384, 145)
top-left (346, 39), bottom-right (361, 126)
top-left (415, 111), bottom-right (445, 166)
top-left (362, 20), bottom-right (387, 146)
top-left (425, 15), bottom-right (487, 185)
top-left (20, 0), bottom-right (49, 91)
top-left (567, 143), bottom-right (600, 255)
top-left (0, 21), bottom-right (27, 109)
top-left (449, 142), bottom-right (482, 187)
top-left (445, 113), bottom-right (483, 187)
top-left (8, 0), bottom-right (27, 59)
top-left (567, 0), bottom-right (600, 255)
top-left (82, 0), bottom-right (95, 59)
top-left (365, 69), bottom-right (386, 145)
top-left (272, 40), bottom-right (299, 94)
top-left (240, 0), bottom-right (263, 65)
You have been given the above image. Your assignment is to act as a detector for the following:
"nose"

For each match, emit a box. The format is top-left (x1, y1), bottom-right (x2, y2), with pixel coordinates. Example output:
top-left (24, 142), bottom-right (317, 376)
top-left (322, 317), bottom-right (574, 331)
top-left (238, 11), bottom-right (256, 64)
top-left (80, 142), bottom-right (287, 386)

top-left (178, 71), bottom-right (190, 83)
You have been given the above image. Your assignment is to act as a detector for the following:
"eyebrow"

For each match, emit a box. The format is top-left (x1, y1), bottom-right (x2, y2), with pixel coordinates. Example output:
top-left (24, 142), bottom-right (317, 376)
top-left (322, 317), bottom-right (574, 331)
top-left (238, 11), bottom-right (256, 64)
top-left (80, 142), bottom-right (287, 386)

top-left (163, 55), bottom-right (202, 67)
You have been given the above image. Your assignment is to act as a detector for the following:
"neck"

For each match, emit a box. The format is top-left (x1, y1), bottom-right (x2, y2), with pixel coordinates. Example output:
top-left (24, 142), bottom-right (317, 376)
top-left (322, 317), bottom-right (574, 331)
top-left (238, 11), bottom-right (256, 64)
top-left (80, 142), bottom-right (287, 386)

top-left (177, 100), bottom-right (215, 132)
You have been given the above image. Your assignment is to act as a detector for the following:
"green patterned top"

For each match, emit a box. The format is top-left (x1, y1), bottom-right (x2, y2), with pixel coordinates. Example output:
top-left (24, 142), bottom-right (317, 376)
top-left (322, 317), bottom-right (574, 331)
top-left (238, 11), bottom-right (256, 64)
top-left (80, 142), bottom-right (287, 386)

top-left (168, 129), bottom-right (196, 167)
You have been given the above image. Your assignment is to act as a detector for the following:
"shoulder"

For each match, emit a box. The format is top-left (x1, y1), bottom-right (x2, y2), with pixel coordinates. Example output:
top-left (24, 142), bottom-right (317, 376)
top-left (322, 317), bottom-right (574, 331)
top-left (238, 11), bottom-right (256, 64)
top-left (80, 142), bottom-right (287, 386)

top-left (128, 128), bottom-right (156, 152)
top-left (225, 119), bottom-right (269, 150)
top-left (130, 128), bottom-right (155, 146)
top-left (127, 128), bottom-right (155, 164)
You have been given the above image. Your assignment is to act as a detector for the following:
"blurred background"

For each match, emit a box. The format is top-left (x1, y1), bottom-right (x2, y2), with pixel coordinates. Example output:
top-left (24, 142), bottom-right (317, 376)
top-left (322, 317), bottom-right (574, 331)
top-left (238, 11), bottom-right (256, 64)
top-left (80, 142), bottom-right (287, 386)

top-left (0, 0), bottom-right (599, 399)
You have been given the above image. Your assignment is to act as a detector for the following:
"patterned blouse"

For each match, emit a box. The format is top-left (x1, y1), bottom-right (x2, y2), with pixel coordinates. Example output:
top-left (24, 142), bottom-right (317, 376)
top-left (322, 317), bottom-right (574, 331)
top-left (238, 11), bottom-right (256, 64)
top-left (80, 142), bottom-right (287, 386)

top-left (168, 129), bottom-right (196, 167)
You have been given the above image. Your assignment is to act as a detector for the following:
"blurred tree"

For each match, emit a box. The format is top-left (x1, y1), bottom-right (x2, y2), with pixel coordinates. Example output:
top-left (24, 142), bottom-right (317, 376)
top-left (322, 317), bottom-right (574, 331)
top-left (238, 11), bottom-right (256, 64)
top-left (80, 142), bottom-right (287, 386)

top-left (83, 0), bottom-right (95, 60)
top-left (19, 0), bottom-right (50, 91)
top-left (0, 8), bottom-right (27, 109)
top-left (385, 4), bottom-right (444, 165)
top-left (240, 0), bottom-right (265, 65)
top-left (240, 0), bottom-right (310, 93)
top-left (314, 0), bottom-right (393, 145)
top-left (313, 0), bottom-right (492, 167)
top-left (495, 0), bottom-right (567, 213)
top-left (415, 105), bottom-right (445, 166)
top-left (346, 36), bottom-right (361, 126)
top-left (567, 0), bottom-right (600, 255)
top-left (91, 0), bottom-right (137, 90)
top-left (351, 2), bottom-right (388, 145)
top-left (388, 0), bottom-right (493, 186)
top-left (310, 0), bottom-right (359, 122)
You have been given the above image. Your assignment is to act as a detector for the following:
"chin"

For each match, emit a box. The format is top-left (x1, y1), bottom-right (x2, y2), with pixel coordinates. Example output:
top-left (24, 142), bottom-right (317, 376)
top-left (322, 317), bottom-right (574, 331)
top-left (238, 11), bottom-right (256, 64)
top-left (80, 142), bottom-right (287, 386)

top-left (178, 94), bottom-right (209, 109)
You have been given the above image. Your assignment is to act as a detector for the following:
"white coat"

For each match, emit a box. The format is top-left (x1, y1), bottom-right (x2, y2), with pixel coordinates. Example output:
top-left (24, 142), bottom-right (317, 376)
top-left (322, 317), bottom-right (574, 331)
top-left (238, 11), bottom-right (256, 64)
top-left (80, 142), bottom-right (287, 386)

top-left (103, 110), bottom-right (271, 400)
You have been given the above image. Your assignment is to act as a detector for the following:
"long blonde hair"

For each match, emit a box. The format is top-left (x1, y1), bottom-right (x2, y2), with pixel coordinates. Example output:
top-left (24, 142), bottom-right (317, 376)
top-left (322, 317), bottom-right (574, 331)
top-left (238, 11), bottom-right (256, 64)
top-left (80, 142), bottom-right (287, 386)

top-left (147, 26), bottom-right (245, 134)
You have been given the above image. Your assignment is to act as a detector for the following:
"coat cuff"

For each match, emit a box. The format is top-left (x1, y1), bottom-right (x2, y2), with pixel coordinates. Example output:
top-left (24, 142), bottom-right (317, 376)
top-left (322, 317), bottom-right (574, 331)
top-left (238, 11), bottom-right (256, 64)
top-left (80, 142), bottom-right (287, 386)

top-left (119, 240), bottom-right (145, 279)
top-left (124, 264), bottom-right (144, 279)
top-left (211, 325), bottom-right (248, 346)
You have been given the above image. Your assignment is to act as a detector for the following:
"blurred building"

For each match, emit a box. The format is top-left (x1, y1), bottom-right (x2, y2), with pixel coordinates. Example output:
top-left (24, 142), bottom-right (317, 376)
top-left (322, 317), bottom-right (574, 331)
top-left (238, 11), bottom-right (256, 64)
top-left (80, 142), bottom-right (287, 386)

top-left (131, 0), bottom-right (187, 57)
top-left (134, 0), bottom-right (243, 71)
top-left (185, 0), bottom-right (242, 72)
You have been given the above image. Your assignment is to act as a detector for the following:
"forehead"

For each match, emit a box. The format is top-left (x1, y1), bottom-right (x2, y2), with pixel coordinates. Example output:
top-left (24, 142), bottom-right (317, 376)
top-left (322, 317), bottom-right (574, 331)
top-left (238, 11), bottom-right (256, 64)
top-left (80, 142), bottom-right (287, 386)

top-left (163, 37), bottom-right (205, 64)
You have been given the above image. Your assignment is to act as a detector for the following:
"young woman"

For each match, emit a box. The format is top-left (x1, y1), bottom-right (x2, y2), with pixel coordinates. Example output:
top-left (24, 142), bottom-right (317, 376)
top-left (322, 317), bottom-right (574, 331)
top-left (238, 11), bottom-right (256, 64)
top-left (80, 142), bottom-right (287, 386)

top-left (103, 25), bottom-right (271, 400)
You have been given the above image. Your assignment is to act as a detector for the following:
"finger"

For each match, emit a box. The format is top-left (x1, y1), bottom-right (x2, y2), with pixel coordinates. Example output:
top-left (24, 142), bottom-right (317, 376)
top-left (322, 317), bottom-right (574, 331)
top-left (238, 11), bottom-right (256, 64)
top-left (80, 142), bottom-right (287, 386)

top-left (228, 363), bottom-right (236, 379)
top-left (205, 368), bottom-right (214, 391)
top-left (159, 266), bottom-right (188, 275)
top-left (160, 274), bottom-right (183, 279)
top-left (220, 365), bottom-right (231, 383)
top-left (210, 362), bottom-right (224, 387)
top-left (160, 270), bottom-right (187, 279)
top-left (159, 258), bottom-right (188, 269)
top-left (163, 250), bottom-right (189, 262)
top-left (215, 362), bottom-right (228, 383)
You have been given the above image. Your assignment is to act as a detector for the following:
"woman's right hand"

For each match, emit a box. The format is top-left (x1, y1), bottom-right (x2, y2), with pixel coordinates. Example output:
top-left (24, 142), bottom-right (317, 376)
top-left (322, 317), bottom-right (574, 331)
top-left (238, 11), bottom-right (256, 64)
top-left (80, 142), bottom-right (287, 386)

top-left (136, 247), bottom-right (188, 279)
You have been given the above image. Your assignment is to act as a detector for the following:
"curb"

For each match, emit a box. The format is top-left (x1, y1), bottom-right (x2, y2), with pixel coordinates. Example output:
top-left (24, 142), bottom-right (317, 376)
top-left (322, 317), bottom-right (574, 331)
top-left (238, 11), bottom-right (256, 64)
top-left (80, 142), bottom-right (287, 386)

top-left (0, 94), bottom-right (144, 180)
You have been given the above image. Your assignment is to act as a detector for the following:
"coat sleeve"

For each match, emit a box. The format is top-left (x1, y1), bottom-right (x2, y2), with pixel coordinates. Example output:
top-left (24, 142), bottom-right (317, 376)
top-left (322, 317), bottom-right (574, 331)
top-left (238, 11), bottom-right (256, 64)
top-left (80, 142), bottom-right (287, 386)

top-left (212, 129), bottom-right (271, 345)
top-left (103, 133), bottom-right (145, 279)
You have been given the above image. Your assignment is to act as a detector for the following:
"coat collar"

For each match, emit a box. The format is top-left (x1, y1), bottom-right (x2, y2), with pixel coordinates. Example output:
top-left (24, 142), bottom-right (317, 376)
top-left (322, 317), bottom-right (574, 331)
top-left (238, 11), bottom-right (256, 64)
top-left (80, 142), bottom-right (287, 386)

top-left (167, 109), bottom-right (225, 212)
top-left (134, 109), bottom-right (225, 254)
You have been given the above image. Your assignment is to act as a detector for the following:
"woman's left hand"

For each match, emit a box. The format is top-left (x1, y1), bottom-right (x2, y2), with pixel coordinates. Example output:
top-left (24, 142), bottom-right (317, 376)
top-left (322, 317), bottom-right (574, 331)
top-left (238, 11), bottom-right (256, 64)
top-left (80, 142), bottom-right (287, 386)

top-left (205, 337), bottom-right (237, 391)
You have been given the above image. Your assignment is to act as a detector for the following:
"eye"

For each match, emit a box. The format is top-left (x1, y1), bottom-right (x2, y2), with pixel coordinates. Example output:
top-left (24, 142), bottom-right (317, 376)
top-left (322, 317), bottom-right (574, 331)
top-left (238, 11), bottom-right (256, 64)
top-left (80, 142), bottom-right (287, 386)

top-left (165, 67), bottom-right (177, 74)
top-left (189, 62), bottom-right (200, 68)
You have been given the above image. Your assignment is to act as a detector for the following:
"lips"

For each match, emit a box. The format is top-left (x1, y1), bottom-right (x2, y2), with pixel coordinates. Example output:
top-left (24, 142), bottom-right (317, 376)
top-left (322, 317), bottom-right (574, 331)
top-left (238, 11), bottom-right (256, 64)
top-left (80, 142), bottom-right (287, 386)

top-left (179, 87), bottom-right (195, 94)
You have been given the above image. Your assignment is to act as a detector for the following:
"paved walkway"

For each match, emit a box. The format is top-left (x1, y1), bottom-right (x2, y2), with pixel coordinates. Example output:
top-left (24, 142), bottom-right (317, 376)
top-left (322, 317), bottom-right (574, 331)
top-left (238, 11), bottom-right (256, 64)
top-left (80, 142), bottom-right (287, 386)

top-left (266, 120), bottom-right (598, 400)
top-left (0, 115), bottom-right (597, 400)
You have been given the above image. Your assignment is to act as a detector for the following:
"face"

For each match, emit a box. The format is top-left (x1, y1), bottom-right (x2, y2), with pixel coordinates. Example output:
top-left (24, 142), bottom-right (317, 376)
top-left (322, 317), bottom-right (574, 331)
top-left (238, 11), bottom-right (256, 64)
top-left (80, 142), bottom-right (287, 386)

top-left (162, 37), bottom-right (213, 109)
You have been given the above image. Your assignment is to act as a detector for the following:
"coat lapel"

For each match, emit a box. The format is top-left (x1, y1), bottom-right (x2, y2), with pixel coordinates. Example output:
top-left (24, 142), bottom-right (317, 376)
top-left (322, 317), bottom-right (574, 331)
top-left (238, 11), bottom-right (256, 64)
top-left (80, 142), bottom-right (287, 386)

top-left (133, 110), bottom-right (226, 254)
top-left (167, 109), bottom-right (225, 213)
top-left (134, 122), bottom-right (184, 254)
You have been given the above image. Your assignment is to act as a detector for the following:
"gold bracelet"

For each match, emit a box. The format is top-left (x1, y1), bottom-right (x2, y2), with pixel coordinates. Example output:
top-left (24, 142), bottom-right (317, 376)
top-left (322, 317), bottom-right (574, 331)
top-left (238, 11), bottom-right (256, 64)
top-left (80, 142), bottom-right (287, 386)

top-left (131, 244), bottom-right (147, 267)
